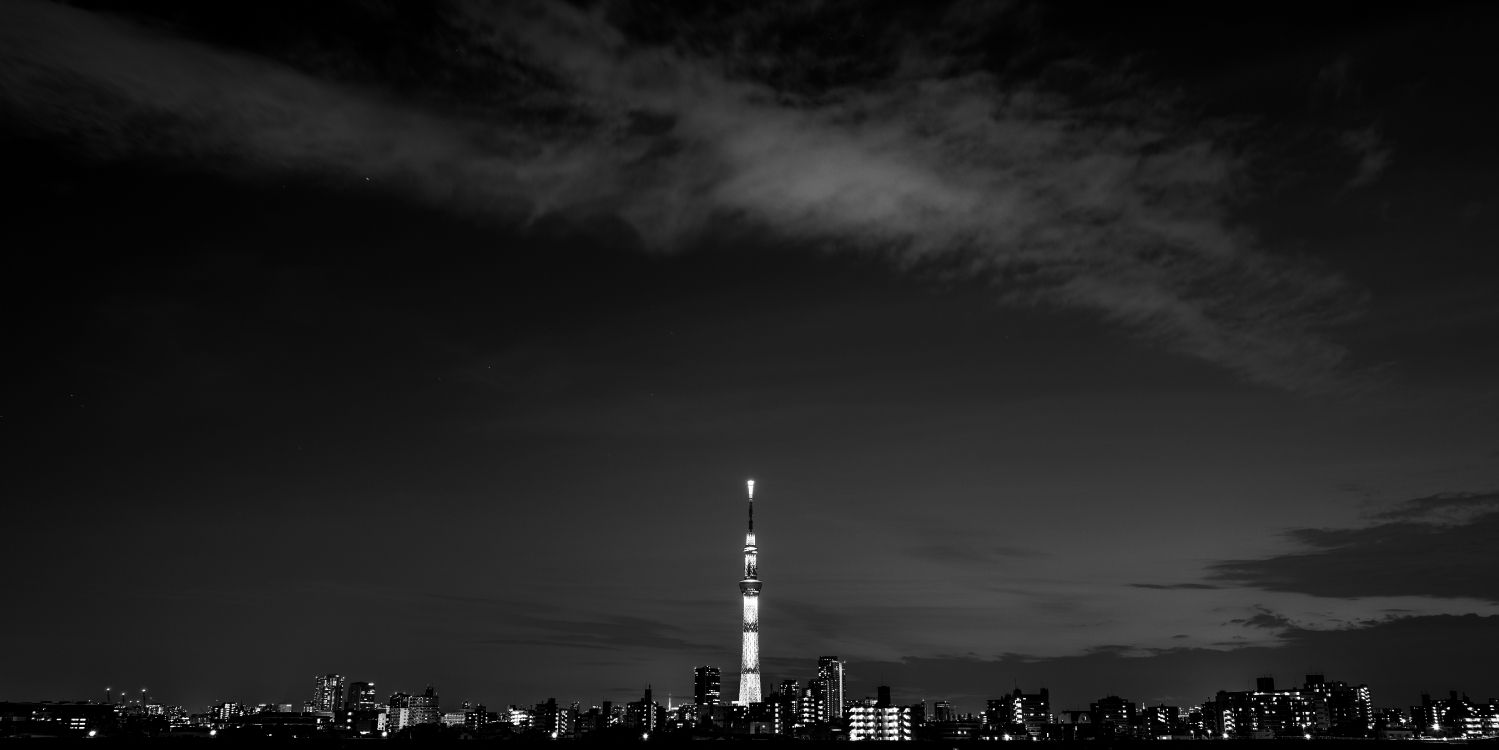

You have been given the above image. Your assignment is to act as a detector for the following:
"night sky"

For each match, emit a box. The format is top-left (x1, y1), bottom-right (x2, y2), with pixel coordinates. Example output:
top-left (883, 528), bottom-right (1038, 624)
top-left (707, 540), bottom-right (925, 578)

top-left (3, 0), bottom-right (1499, 717)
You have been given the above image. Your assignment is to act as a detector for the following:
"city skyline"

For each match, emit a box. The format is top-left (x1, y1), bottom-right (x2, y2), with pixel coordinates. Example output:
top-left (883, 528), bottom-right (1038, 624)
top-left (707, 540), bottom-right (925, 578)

top-left (5, 479), bottom-right (1495, 717)
top-left (9, 662), bottom-right (1497, 742)
top-left (3, 0), bottom-right (1499, 722)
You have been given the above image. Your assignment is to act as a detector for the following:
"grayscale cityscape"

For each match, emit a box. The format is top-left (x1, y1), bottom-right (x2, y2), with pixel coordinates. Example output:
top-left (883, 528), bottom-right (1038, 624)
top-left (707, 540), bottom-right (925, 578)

top-left (4, 1), bottom-right (1499, 744)
top-left (3, 482), bottom-right (1497, 741)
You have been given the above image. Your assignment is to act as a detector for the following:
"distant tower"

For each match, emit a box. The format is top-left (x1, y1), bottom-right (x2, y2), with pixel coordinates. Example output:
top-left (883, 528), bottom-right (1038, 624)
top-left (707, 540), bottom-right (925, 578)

top-left (737, 479), bottom-right (762, 704)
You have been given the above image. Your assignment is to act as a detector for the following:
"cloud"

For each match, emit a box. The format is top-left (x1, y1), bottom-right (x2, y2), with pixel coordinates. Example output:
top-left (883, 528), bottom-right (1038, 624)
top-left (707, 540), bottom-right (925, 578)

top-left (0, 0), bottom-right (1367, 391)
top-left (1369, 491), bottom-right (1499, 522)
top-left (1208, 490), bottom-right (1499, 601)
top-left (1340, 126), bottom-right (1392, 188)
top-left (1130, 582), bottom-right (1221, 590)
top-left (1227, 608), bottom-right (1294, 630)
top-left (842, 614), bottom-right (1499, 711)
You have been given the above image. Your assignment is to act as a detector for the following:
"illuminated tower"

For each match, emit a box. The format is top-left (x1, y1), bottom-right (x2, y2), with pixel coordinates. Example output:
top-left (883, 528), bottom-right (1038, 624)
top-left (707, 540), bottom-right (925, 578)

top-left (737, 479), bottom-right (762, 705)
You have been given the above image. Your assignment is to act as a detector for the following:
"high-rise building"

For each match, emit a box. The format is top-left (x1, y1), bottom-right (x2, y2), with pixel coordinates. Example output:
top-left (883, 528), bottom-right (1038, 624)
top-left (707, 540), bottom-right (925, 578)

top-left (537, 698), bottom-right (576, 738)
top-left (347, 681), bottom-right (378, 711)
top-left (694, 666), bottom-right (722, 708)
top-left (991, 688), bottom-right (1051, 737)
top-left (933, 701), bottom-right (955, 724)
top-left (465, 704), bottom-right (493, 731)
top-left (311, 674), bottom-right (345, 715)
top-left (387, 693), bottom-right (412, 732)
top-left (798, 682), bottom-right (824, 728)
top-left (1143, 704), bottom-right (1181, 737)
top-left (211, 703), bottom-right (247, 724)
top-left (771, 682), bottom-right (800, 735)
top-left (626, 686), bottom-right (665, 734)
top-left (737, 479), bottom-right (762, 705)
top-left (1212, 677), bottom-right (1320, 739)
top-left (1302, 674), bottom-right (1373, 735)
top-left (818, 657), bottom-right (845, 721)
top-left (408, 686), bottom-right (440, 726)
top-left (1090, 695), bottom-right (1137, 737)
top-left (387, 687), bottom-right (439, 731)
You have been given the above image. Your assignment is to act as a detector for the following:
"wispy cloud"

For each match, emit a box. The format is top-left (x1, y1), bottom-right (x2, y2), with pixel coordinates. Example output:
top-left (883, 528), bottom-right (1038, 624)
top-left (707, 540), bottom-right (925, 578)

top-left (1129, 582), bottom-right (1220, 590)
top-left (850, 614), bottom-right (1499, 708)
top-left (1208, 490), bottom-right (1499, 601)
top-left (1369, 491), bottom-right (1499, 522)
top-left (1227, 607), bottom-right (1295, 631)
top-left (1340, 126), bottom-right (1392, 189)
top-left (0, 0), bottom-right (1367, 391)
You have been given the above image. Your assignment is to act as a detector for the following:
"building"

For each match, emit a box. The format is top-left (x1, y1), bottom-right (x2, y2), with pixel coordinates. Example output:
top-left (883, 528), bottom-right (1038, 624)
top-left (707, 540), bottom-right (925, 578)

top-left (386, 693), bottom-right (412, 732)
top-left (1142, 704), bottom-right (1182, 738)
top-left (769, 682), bottom-right (800, 735)
top-left (0, 702), bottom-right (116, 736)
top-left (798, 680), bottom-right (825, 727)
top-left (817, 656), bottom-right (845, 721)
top-left (847, 690), bottom-right (913, 742)
top-left (387, 689), bottom-right (439, 732)
top-left (1089, 695), bottom-right (1136, 738)
top-left (694, 666), bottom-right (722, 709)
top-left (536, 698), bottom-right (575, 738)
top-left (505, 705), bottom-right (535, 729)
top-left (408, 686), bottom-right (440, 727)
top-left (986, 688), bottom-right (1050, 738)
top-left (1212, 677), bottom-right (1318, 739)
top-left (1413, 692), bottom-right (1499, 739)
top-left (625, 686), bottom-right (665, 735)
top-left (227, 711), bottom-right (328, 738)
top-left (211, 702), bottom-right (247, 725)
top-left (737, 479), bottom-right (762, 705)
top-left (932, 701), bottom-right (955, 724)
top-left (1205, 674), bottom-right (1372, 739)
top-left (346, 681), bottom-right (378, 711)
top-left (1302, 674), bottom-right (1373, 736)
top-left (310, 674), bottom-right (344, 715)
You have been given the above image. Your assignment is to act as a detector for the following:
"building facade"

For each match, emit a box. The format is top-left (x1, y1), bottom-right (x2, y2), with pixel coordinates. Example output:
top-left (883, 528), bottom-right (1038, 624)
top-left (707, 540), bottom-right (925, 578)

top-left (310, 674), bottom-right (344, 715)
top-left (693, 666), bottom-right (721, 709)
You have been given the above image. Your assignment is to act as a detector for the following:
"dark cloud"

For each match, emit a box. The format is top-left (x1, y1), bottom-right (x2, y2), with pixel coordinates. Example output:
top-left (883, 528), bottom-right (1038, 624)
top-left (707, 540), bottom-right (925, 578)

top-left (0, 0), bottom-right (1369, 392)
top-left (844, 614), bottom-right (1499, 712)
top-left (1370, 491), bottom-right (1499, 521)
top-left (1228, 609), bottom-right (1294, 630)
top-left (1130, 582), bottom-right (1220, 590)
top-left (1208, 491), bottom-right (1499, 601)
